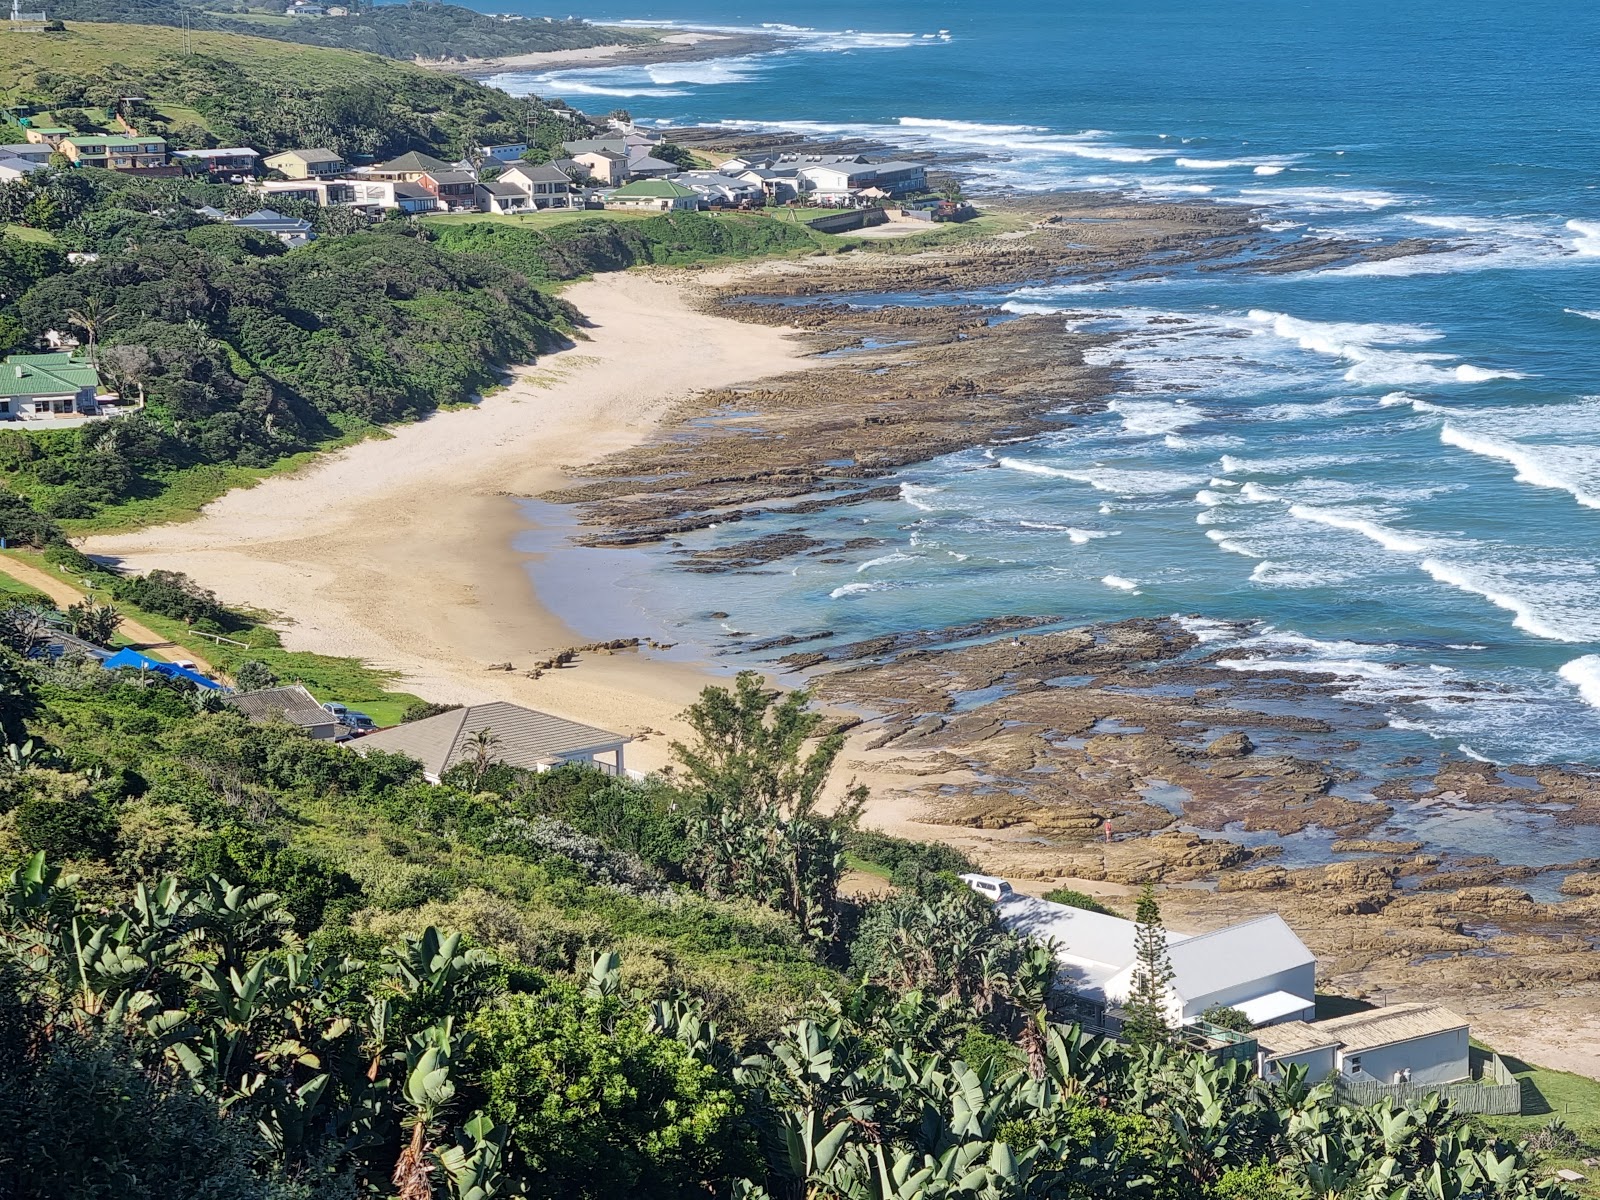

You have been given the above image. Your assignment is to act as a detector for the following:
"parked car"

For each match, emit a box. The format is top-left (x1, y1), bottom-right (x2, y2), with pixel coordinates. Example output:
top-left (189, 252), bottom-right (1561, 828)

top-left (959, 873), bottom-right (1014, 902)
top-left (323, 702), bottom-right (348, 718)
top-left (343, 711), bottom-right (374, 732)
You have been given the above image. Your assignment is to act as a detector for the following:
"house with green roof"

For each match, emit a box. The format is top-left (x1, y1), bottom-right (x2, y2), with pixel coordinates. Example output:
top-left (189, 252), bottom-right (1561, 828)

top-left (0, 352), bottom-right (109, 421)
top-left (604, 178), bottom-right (699, 213)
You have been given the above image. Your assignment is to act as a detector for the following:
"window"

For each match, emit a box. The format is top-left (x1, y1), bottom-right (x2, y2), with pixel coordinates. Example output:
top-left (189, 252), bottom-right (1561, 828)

top-left (1346, 1056), bottom-right (1362, 1075)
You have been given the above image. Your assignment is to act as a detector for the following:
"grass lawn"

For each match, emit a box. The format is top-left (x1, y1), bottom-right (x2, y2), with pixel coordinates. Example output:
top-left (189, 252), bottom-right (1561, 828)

top-left (420, 208), bottom-right (662, 230)
top-left (1477, 1050), bottom-right (1600, 1196)
top-left (2, 223), bottom-right (58, 245)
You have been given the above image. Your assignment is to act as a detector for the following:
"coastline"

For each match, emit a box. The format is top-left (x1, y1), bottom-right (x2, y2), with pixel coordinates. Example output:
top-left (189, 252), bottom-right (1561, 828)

top-left (83, 271), bottom-right (818, 775)
top-left (81, 211), bottom-right (1600, 1082)
top-left (421, 29), bottom-right (781, 78)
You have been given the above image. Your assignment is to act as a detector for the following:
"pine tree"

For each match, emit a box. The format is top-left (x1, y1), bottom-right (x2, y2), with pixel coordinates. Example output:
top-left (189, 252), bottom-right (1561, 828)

top-left (1121, 882), bottom-right (1176, 1046)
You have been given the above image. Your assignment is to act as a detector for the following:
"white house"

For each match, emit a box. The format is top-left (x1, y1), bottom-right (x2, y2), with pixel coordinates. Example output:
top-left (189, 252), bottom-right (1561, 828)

top-left (672, 171), bottom-right (763, 207)
top-left (996, 894), bottom-right (1317, 1028)
top-left (0, 154), bottom-right (44, 182)
top-left (0, 351), bottom-right (108, 421)
top-left (346, 179), bottom-right (438, 214)
top-left (477, 141), bottom-right (529, 162)
top-left (226, 208), bottom-right (315, 248)
top-left (498, 162), bottom-right (573, 209)
top-left (475, 180), bottom-right (533, 214)
top-left (1256, 1003), bottom-right (1471, 1087)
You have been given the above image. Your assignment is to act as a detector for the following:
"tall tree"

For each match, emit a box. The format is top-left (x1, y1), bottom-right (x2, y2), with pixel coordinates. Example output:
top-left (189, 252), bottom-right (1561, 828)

top-left (1121, 882), bottom-right (1175, 1046)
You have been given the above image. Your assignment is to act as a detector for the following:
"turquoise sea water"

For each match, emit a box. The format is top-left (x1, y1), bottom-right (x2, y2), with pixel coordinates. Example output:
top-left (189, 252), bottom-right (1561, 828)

top-left (497, 3), bottom-right (1600, 806)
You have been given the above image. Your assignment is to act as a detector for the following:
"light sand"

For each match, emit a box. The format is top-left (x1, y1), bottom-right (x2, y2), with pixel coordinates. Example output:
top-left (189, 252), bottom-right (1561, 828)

top-left (437, 31), bottom-right (730, 74)
top-left (84, 272), bottom-right (818, 774)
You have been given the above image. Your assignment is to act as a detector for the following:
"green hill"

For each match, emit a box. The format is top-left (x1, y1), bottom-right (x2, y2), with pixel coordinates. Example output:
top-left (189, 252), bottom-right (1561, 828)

top-left (0, 21), bottom-right (583, 159)
top-left (39, 0), bottom-right (649, 62)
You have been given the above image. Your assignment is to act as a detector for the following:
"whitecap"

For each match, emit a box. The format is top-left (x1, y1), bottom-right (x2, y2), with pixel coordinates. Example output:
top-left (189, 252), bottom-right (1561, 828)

top-left (856, 551), bottom-right (917, 573)
top-left (1416, 558), bottom-right (1583, 642)
top-left (829, 581), bottom-right (888, 599)
top-left (899, 482), bottom-right (944, 511)
top-left (1285, 503), bottom-right (1432, 554)
top-left (1566, 219), bottom-right (1600, 256)
top-left (1439, 424), bottom-right (1600, 508)
top-left (1558, 655), bottom-right (1600, 709)
top-left (1101, 574), bottom-right (1139, 592)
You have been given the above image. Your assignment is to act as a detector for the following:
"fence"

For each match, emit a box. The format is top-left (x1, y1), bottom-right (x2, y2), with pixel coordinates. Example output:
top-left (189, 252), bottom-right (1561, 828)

top-left (806, 208), bottom-right (889, 234)
top-left (1335, 1053), bottom-right (1521, 1116)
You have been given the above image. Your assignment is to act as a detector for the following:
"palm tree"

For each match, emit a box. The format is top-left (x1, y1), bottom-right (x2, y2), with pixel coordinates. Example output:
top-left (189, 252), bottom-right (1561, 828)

top-left (464, 727), bottom-right (501, 789)
top-left (66, 297), bottom-right (112, 370)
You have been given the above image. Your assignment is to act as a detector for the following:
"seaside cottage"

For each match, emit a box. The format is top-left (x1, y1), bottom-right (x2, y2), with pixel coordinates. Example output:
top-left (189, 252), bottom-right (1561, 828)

top-left (416, 168), bottom-right (478, 211)
top-left (264, 147), bottom-right (347, 179)
top-left (251, 177), bottom-right (355, 207)
top-left (1257, 1003), bottom-right (1471, 1086)
top-left (173, 147), bottom-right (261, 178)
top-left (997, 894), bottom-right (1318, 1027)
top-left (474, 180), bottom-right (533, 214)
top-left (0, 351), bottom-right (107, 420)
top-left (347, 179), bottom-right (438, 213)
top-left (571, 149), bottom-right (627, 187)
top-left (225, 209), bottom-right (315, 248)
top-left (350, 701), bottom-right (630, 783)
top-left (605, 179), bottom-right (699, 213)
top-left (226, 684), bottom-right (342, 739)
top-left (60, 134), bottom-right (174, 174)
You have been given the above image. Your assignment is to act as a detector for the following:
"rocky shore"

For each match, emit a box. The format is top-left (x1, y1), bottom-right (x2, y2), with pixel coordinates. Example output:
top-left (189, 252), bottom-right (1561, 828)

top-left (539, 194), bottom-right (1600, 1075)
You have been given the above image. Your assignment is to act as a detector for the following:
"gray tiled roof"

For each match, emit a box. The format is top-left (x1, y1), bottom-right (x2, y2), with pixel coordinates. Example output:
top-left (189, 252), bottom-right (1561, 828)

top-left (352, 701), bottom-right (626, 778)
top-left (226, 684), bottom-right (336, 731)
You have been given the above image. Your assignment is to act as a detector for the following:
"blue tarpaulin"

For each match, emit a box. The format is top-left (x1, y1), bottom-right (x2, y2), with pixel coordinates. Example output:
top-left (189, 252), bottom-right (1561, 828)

top-left (102, 647), bottom-right (221, 690)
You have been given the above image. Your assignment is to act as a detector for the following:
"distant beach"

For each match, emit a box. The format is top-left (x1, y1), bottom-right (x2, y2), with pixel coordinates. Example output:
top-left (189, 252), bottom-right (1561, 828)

top-left (423, 28), bottom-right (778, 77)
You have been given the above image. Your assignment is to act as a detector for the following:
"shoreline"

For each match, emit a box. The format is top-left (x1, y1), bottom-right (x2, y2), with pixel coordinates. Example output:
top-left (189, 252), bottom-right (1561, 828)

top-left (421, 28), bottom-right (781, 78)
top-left (81, 213), bottom-right (1600, 1082)
top-left (83, 271), bottom-right (818, 775)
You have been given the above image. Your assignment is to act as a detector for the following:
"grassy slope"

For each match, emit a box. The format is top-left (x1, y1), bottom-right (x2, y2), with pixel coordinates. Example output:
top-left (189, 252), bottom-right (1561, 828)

top-left (1478, 1050), bottom-right (1600, 1196)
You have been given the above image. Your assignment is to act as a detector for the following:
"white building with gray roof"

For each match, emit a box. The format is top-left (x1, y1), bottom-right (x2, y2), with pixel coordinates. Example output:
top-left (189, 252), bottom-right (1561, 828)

top-left (350, 701), bottom-right (629, 782)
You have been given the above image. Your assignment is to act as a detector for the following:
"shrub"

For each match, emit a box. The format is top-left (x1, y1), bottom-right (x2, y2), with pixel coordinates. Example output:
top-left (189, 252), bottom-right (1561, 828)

top-left (1041, 887), bottom-right (1118, 916)
top-left (42, 543), bottom-right (95, 573)
top-left (844, 828), bottom-right (976, 892)
top-left (1200, 1004), bottom-right (1255, 1033)
top-left (231, 659), bottom-right (278, 691)
top-left (15, 794), bottom-right (117, 860)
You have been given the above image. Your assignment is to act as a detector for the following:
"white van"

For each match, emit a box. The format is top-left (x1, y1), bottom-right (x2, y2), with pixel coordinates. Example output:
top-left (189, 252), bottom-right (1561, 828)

top-left (959, 873), bottom-right (1014, 902)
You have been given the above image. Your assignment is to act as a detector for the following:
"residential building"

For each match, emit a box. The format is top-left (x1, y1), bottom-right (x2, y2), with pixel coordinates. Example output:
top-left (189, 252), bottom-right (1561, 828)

top-left (625, 152), bottom-right (679, 180)
top-left (363, 150), bottom-right (455, 182)
top-left (563, 131), bottom-right (659, 159)
top-left (996, 893), bottom-right (1317, 1028)
top-left (351, 701), bottom-right (630, 782)
top-left (0, 155), bottom-right (43, 182)
top-left (347, 179), bottom-right (438, 213)
top-left (497, 162), bottom-right (572, 208)
top-left (604, 179), bottom-right (698, 212)
top-left (264, 148), bottom-right (347, 179)
top-left (416, 168), bottom-right (477, 210)
top-left (477, 141), bottom-right (529, 162)
top-left (798, 159), bottom-right (928, 204)
top-left (173, 147), bottom-right (261, 177)
top-left (0, 143), bottom-right (54, 164)
top-left (251, 177), bottom-right (355, 207)
top-left (226, 685), bottom-right (342, 739)
top-left (735, 167), bottom-right (799, 204)
top-left (226, 209), bottom-right (315, 248)
top-left (474, 180), bottom-right (533, 214)
top-left (1257, 1004), bottom-right (1471, 1087)
top-left (0, 351), bottom-right (105, 420)
top-left (60, 134), bottom-right (170, 171)
top-left (672, 171), bottom-right (763, 207)
top-left (23, 126), bottom-right (72, 147)
top-left (571, 149), bottom-right (626, 187)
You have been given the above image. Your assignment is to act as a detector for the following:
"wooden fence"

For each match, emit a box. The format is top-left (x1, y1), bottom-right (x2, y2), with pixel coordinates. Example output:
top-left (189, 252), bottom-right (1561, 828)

top-left (1336, 1053), bottom-right (1521, 1115)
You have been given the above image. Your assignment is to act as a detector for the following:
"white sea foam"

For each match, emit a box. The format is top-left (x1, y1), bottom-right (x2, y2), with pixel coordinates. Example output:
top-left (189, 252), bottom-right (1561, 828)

top-left (1239, 483), bottom-right (1278, 502)
top-left (1567, 219), bottom-right (1600, 256)
top-left (1067, 528), bottom-right (1112, 544)
top-left (1101, 574), bottom-right (1139, 591)
top-left (1206, 531), bottom-right (1259, 557)
top-left (1379, 391), bottom-right (1449, 414)
top-left (856, 551), bottom-right (917, 573)
top-left (1439, 424), bottom-right (1600, 508)
top-left (899, 482), bottom-right (944, 511)
top-left (1107, 399), bottom-right (1201, 436)
top-left (829, 581), bottom-right (889, 599)
top-left (1244, 309), bottom-right (1521, 388)
top-left (1416, 559), bottom-right (1581, 642)
top-left (1285, 504), bottom-right (1431, 553)
top-left (1559, 656), bottom-right (1600, 709)
top-left (1567, 308), bottom-right (1600, 322)
top-left (1174, 615), bottom-right (1241, 644)
top-left (1249, 561), bottom-right (1338, 587)
top-left (1234, 186), bottom-right (1409, 212)
top-left (995, 456), bottom-right (1199, 494)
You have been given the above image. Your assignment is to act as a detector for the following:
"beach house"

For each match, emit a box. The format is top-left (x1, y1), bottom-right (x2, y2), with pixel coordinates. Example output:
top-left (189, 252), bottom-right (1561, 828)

top-left (173, 147), bottom-right (262, 178)
top-left (671, 171), bottom-right (764, 207)
top-left (571, 149), bottom-right (627, 187)
top-left (0, 154), bottom-right (43, 182)
top-left (226, 684), bottom-right (343, 740)
top-left (347, 179), bottom-right (438, 213)
top-left (225, 209), bottom-right (315, 248)
top-left (251, 177), bottom-right (356, 207)
top-left (416, 168), bottom-right (478, 211)
top-left (605, 179), bottom-right (698, 212)
top-left (350, 700), bottom-right (630, 783)
top-left (0, 351), bottom-right (107, 420)
top-left (474, 180), bottom-right (534, 214)
top-left (264, 148), bottom-right (347, 179)
top-left (995, 892), bottom-right (1318, 1028)
top-left (60, 134), bottom-right (172, 173)
top-left (476, 141), bottom-right (529, 162)
top-left (362, 151), bottom-right (457, 183)
top-left (496, 162), bottom-right (573, 209)
top-left (1256, 1003), bottom-right (1471, 1086)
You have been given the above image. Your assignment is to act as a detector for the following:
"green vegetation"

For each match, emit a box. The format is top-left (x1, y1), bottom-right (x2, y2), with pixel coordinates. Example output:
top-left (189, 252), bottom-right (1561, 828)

top-left (0, 651), bottom-right (1578, 1198)
top-left (43, 1), bottom-right (647, 63)
top-left (3, 22), bottom-right (586, 160)
top-left (1041, 885), bottom-right (1119, 916)
top-left (1483, 1053), bottom-right (1600, 1198)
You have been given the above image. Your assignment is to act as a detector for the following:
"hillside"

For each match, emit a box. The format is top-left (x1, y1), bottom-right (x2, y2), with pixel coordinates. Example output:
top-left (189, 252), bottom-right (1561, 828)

top-left (0, 21), bottom-right (581, 159)
top-left (40, 0), bottom-right (648, 62)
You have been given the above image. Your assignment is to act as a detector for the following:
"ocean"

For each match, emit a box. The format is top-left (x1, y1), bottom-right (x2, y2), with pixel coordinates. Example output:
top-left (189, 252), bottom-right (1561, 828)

top-left (493, 2), bottom-right (1600, 827)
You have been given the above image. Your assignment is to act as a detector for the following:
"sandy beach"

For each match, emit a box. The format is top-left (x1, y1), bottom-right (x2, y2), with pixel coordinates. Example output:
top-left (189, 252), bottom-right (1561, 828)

top-left (84, 272), bottom-right (817, 775)
top-left (426, 30), bottom-right (760, 77)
